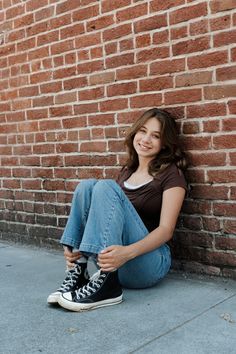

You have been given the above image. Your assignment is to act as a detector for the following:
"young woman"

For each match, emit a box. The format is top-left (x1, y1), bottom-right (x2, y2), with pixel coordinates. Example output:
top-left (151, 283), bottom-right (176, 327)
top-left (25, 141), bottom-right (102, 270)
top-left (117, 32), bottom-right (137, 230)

top-left (47, 108), bottom-right (187, 312)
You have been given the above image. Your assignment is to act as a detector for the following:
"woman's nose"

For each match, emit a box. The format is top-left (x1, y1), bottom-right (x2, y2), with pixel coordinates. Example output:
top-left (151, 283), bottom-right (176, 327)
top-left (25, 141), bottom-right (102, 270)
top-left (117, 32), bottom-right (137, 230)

top-left (142, 134), bottom-right (151, 143)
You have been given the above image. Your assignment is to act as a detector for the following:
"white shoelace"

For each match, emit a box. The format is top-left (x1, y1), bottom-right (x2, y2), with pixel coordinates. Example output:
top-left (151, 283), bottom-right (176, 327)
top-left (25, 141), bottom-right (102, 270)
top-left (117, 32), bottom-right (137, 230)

top-left (74, 270), bottom-right (106, 299)
top-left (58, 265), bottom-right (82, 292)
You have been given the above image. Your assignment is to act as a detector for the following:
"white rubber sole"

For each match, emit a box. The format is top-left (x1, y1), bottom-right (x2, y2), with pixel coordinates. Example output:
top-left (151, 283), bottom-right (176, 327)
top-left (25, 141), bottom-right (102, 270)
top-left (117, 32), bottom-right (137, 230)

top-left (47, 292), bottom-right (61, 304)
top-left (58, 294), bottom-right (123, 312)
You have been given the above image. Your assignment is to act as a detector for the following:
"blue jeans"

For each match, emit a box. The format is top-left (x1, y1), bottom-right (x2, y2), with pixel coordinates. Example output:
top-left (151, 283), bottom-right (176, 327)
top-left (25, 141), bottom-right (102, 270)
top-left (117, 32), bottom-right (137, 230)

top-left (60, 179), bottom-right (171, 289)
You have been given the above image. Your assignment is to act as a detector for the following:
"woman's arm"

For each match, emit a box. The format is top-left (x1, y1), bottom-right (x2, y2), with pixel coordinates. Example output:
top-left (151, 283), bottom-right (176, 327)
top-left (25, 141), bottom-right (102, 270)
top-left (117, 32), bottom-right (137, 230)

top-left (98, 186), bottom-right (186, 272)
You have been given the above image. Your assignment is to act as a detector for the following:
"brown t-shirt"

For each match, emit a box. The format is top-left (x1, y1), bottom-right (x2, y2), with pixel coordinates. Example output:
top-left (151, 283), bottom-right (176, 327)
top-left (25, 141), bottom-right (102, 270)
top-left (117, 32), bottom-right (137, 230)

top-left (116, 163), bottom-right (187, 232)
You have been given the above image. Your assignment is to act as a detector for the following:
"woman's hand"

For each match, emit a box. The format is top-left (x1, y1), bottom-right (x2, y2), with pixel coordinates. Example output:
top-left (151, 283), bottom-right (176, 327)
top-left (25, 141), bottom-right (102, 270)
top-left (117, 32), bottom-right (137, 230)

top-left (98, 245), bottom-right (131, 272)
top-left (63, 248), bottom-right (82, 268)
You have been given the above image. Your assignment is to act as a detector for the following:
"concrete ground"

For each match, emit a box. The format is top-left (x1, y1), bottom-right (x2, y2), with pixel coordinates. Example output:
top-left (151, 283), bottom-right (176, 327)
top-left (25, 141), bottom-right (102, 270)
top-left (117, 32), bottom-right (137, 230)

top-left (1, 241), bottom-right (236, 354)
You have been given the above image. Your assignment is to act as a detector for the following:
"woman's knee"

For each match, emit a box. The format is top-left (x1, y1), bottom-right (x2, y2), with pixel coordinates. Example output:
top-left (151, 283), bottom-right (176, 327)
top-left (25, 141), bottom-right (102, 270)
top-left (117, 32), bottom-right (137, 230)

top-left (74, 179), bottom-right (97, 193)
top-left (93, 179), bottom-right (119, 194)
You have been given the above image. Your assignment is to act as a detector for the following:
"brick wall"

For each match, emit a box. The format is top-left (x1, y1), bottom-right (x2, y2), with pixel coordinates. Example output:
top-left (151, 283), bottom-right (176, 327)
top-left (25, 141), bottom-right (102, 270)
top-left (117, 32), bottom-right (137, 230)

top-left (0, 0), bottom-right (235, 278)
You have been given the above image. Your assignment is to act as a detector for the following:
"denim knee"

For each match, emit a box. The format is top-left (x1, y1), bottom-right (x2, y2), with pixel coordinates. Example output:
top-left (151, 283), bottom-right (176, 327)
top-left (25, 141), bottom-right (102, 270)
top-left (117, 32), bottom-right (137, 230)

top-left (76, 178), bottom-right (97, 193)
top-left (92, 179), bottom-right (121, 197)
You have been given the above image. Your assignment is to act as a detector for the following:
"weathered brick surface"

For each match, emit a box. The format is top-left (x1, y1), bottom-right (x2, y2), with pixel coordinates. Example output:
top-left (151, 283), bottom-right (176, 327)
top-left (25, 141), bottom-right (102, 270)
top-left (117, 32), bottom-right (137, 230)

top-left (0, 0), bottom-right (235, 277)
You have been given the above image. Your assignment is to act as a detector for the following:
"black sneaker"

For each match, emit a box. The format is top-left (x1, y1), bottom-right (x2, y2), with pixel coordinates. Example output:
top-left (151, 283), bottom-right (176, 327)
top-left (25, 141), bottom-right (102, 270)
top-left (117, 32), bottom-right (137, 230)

top-left (58, 270), bottom-right (123, 311)
top-left (47, 263), bottom-right (89, 304)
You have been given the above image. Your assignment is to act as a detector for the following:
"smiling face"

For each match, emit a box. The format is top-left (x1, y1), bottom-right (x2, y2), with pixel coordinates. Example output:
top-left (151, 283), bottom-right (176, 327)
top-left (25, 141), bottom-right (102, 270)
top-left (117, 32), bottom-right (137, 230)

top-left (133, 117), bottom-right (162, 163)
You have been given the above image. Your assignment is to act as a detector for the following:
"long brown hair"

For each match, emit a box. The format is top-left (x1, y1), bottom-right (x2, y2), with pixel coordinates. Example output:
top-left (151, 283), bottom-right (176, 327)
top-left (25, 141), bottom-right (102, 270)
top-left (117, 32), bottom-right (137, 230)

top-left (124, 108), bottom-right (187, 176)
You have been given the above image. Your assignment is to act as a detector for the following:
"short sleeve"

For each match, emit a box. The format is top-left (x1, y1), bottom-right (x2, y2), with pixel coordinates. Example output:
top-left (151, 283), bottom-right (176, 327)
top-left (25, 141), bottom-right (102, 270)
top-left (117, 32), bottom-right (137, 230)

top-left (160, 164), bottom-right (187, 192)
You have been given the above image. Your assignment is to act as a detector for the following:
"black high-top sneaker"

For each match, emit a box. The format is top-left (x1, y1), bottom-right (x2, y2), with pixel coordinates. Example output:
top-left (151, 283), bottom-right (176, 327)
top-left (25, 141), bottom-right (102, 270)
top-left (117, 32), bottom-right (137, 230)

top-left (58, 270), bottom-right (123, 312)
top-left (47, 263), bottom-right (89, 304)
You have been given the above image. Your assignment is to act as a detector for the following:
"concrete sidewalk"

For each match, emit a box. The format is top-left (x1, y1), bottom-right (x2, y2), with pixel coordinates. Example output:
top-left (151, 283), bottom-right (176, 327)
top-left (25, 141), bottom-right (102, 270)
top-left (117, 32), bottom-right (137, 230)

top-left (1, 242), bottom-right (236, 354)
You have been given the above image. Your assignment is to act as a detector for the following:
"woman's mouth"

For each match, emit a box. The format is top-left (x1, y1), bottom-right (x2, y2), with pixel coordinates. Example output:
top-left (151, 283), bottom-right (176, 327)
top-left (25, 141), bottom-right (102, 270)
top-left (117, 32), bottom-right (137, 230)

top-left (138, 143), bottom-right (151, 151)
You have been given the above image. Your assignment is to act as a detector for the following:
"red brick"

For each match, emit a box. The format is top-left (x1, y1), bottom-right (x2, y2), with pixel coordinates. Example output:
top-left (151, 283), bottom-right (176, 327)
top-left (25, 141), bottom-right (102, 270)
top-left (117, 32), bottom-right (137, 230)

top-left (187, 103), bottom-right (226, 118)
top-left (80, 142), bottom-right (106, 153)
top-left (210, 15), bottom-right (231, 31)
top-left (41, 155), bottom-right (64, 167)
top-left (14, 13), bottom-right (34, 29)
top-left (222, 118), bottom-right (236, 131)
top-left (89, 72), bottom-right (115, 85)
top-left (3, 179), bottom-right (21, 189)
top-left (204, 85), bottom-right (236, 100)
top-left (170, 26), bottom-right (188, 40)
top-left (150, 0), bottom-right (185, 12)
top-left (72, 5), bottom-right (99, 21)
top-left (182, 136), bottom-right (211, 150)
top-left (87, 15), bottom-right (114, 32)
top-left (106, 53), bottom-right (134, 69)
top-left (87, 114), bottom-right (115, 126)
top-left (135, 34), bottom-right (151, 48)
top-left (140, 76), bottom-right (173, 92)
top-left (17, 37), bottom-right (36, 52)
top-left (229, 152), bottom-right (236, 165)
top-left (60, 23), bottom-right (84, 40)
top-left (189, 19), bottom-right (208, 36)
top-left (75, 33), bottom-right (101, 48)
top-left (173, 36), bottom-right (210, 56)
top-left (216, 65), bottom-right (236, 81)
top-left (54, 92), bottom-right (77, 104)
top-left (213, 202), bottom-right (236, 217)
top-left (116, 3), bottom-right (147, 22)
top-left (213, 134), bottom-right (236, 148)
top-left (6, 4), bottom-right (24, 20)
top-left (35, 6), bottom-right (54, 21)
top-left (182, 121), bottom-right (200, 134)
top-left (182, 199), bottom-right (212, 215)
top-left (62, 117), bottom-right (86, 130)
top-left (228, 100), bottom-right (236, 114)
top-left (223, 220), bottom-right (236, 234)
top-left (40, 82), bottom-right (62, 94)
top-left (53, 66), bottom-right (76, 80)
top-left (26, 0), bottom-right (48, 11)
top-left (56, 0), bottom-right (81, 14)
top-left (170, 3), bottom-right (207, 25)
top-left (210, 0), bottom-right (236, 13)
top-left (64, 77), bottom-right (88, 90)
top-left (51, 39), bottom-right (74, 55)
top-left (107, 82), bottom-right (137, 97)
top-left (26, 21), bottom-right (48, 37)
top-left (120, 38), bottom-right (134, 52)
top-left (49, 106), bottom-right (73, 117)
top-left (202, 217), bottom-right (221, 232)
top-left (188, 51), bottom-right (228, 69)
top-left (207, 170), bottom-right (236, 183)
top-left (79, 87), bottom-right (104, 101)
top-left (190, 185), bottom-right (229, 200)
top-left (101, 0), bottom-right (131, 13)
top-left (152, 30), bottom-right (169, 45)
top-left (164, 88), bottom-right (201, 105)
top-left (100, 98), bottom-right (128, 112)
top-left (150, 58), bottom-right (185, 75)
top-left (202, 120), bottom-right (220, 133)
top-left (105, 42), bottom-right (118, 55)
top-left (103, 23), bottom-right (132, 41)
top-left (134, 14), bottom-right (167, 33)
top-left (33, 96), bottom-right (53, 107)
top-left (176, 71), bottom-right (212, 87)
top-left (214, 29), bottom-right (236, 47)
top-left (74, 103), bottom-right (99, 114)
top-left (90, 46), bottom-right (103, 59)
top-left (130, 94), bottom-right (162, 108)
top-left (108, 140), bottom-right (125, 153)
top-left (77, 60), bottom-right (104, 74)
top-left (137, 46), bottom-right (169, 62)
